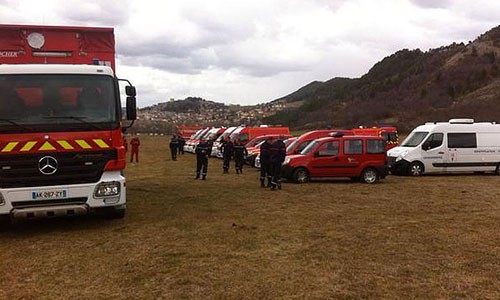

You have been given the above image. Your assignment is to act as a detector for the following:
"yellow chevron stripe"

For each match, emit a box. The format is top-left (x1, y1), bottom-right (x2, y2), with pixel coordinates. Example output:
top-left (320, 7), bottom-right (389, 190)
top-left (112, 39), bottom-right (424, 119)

top-left (39, 141), bottom-right (56, 151)
top-left (93, 139), bottom-right (109, 148)
top-left (1, 142), bottom-right (18, 152)
top-left (57, 140), bottom-right (74, 150)
top-left (20, 141), bottom-right (37, 152)
top-left (75, 139), bottom-right (92, 149)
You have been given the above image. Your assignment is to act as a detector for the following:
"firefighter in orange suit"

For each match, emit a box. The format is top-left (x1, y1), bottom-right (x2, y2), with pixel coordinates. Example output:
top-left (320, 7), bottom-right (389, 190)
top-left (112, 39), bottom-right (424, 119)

top-left (130, 136), bottom-right (140, 163)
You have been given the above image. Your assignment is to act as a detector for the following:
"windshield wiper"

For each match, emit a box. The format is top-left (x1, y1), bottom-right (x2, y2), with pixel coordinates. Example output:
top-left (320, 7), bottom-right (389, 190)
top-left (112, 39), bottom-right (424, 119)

top-left (0, 118), bottom-right (33, 131)
top-left (43, 116), bottom-right (106, 131)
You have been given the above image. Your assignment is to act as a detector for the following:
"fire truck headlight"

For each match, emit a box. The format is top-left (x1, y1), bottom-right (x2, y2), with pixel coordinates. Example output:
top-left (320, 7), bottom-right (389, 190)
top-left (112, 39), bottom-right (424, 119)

top-left (94, 181), bottom-right (121, 198)
top-left (284, 157), bottom-right (291, 165)
top-left (0, 192), bottom-right (5, 206)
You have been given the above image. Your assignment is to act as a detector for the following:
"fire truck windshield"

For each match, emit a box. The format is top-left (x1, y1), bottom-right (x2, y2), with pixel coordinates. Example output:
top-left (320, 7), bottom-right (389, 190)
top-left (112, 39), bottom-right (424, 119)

top-left (0, 74), bottom-right (119, 133)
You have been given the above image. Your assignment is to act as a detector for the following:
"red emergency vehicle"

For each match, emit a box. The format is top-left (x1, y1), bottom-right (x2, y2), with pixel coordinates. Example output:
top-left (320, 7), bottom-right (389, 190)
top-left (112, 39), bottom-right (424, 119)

top-left (281, 134), bottom-right (388, 184)
top-left (176, 125), bottom-right (203, 139)
top-left (351, 126), bottom-right (398, 150)
top-left (0, 24), bottom-right (137, 221)
top-left (230, 126), bottom-right (290, 145)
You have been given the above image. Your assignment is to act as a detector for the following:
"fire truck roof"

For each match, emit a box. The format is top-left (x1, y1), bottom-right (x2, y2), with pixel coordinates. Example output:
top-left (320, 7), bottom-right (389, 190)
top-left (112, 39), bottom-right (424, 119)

top-left (0, 64), bottom-right (114, 76)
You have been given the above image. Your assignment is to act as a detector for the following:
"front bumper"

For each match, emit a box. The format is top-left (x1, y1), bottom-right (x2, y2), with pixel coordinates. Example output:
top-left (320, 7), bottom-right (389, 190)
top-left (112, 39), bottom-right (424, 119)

top-left (387, 157), bottom-right (410, 175)
top-left (375, 165), bottom-right (389, 178)
top-left (0, 171), bottom-right (126, 219)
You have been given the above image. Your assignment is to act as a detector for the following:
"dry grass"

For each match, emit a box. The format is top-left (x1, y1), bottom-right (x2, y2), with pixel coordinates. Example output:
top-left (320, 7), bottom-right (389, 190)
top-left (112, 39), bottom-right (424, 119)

top-left (1, 136), bottom-right (500, 299)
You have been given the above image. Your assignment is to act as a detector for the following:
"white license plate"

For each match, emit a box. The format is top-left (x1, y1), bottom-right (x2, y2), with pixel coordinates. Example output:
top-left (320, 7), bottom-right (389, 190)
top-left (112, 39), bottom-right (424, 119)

top-left (31, 190), bottom-right (68, 200)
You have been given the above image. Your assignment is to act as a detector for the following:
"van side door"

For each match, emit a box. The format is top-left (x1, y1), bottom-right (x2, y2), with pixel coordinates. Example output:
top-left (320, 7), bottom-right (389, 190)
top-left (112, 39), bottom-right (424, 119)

top-left (309, 140), bottom-right (340, 177)
top-left (340, 139), bottom-right (364, 176)
top-left (447, 133), bottom-right (479, 172)
top-left (420, 133), bottom-right (445, 173)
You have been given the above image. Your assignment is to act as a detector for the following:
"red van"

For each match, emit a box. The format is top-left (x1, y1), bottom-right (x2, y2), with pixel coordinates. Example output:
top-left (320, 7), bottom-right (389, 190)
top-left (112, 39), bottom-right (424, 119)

top-left (281, 135), bottom-right (388, 184)
top-left (231, 126), bottom-right (290, 145)
top-left (286, 130), bottom-right (353, 155)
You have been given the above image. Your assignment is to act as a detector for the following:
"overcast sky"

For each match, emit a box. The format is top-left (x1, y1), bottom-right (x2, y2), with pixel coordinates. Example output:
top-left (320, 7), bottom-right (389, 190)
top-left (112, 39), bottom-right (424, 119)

top-left (1, 0), bottom-right (499, 107)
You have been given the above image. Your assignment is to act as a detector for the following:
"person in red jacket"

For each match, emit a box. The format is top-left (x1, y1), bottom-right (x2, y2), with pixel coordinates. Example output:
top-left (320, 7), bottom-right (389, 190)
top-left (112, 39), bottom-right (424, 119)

top-left (130, 136), bottom-right (140, 163)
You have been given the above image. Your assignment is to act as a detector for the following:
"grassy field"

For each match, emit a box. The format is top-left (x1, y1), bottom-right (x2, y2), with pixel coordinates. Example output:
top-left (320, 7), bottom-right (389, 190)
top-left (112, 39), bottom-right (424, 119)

top-left (1, 136), bottom-right (500, 299)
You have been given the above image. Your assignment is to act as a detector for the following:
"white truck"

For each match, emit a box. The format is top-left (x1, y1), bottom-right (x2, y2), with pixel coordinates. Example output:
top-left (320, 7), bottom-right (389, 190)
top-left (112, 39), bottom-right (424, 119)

top-left (0, 24), bottom-right (136, 224)
top-left (387, 119), bottom-right (500, 176)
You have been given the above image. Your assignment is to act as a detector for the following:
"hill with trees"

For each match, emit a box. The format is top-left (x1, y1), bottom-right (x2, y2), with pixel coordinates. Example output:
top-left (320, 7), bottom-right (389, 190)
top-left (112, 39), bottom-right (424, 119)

top-left (264, 25), bottom-right (500, 132)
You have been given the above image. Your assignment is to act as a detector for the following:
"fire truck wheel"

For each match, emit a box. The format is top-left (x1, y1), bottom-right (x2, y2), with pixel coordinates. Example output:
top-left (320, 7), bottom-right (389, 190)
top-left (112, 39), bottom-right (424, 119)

top-left (0, 215), bottom-right (12, 231)
top-left (408, 162), bottom-right (424, 176)
top-left (105, 207), bottom-right (126, 219)
top-left (293, 168), bottom-right (310, 183)
top-left (361, 168), bottom-right (379, 184)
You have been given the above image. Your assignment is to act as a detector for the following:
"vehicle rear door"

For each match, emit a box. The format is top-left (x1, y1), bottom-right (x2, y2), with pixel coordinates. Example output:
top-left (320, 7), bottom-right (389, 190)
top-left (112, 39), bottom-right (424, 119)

top-left (340, 139), bottom-right (364, 176)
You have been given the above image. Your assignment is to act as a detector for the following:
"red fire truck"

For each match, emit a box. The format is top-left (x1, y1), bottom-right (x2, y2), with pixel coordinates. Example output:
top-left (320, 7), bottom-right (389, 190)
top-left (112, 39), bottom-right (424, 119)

top-left (0, 24), bottom-right (137, 222)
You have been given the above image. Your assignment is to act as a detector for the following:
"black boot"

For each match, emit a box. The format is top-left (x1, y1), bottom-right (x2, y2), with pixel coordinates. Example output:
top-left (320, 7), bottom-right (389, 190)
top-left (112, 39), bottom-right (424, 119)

top-left (195, 173), bottom-right (200, 179)
top-left (202, 174), bottom-right (206, 180)
top-left (260, 179), bottom-right (265, 187)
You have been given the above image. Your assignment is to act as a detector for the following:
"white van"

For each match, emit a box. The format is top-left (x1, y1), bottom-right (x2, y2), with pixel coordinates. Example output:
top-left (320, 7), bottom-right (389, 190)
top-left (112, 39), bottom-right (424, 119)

top-left (387, 119), bottom-right (500, 176)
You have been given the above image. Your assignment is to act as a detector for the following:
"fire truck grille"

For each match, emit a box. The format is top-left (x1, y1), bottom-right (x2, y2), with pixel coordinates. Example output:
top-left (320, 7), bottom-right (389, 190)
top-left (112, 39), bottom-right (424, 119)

top-left (0, 150), bottom-right (117, 188)
top-left (11, 197), bottom-right (88, 209)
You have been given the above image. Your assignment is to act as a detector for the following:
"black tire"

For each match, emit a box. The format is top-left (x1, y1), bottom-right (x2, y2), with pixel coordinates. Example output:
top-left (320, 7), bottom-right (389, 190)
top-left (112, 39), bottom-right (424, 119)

top-left (408, 162), bottom-right (424, 176)
top-left (495, 165), bottom-right (500, 175)
top-left (104, 207), bottom-right (126, 220)
top-left (0, 215), bottom-right (12, 232)
top-left (292, 168), bottom-right (310, 183)
top-left (361, 168), bottom-right (379, 184)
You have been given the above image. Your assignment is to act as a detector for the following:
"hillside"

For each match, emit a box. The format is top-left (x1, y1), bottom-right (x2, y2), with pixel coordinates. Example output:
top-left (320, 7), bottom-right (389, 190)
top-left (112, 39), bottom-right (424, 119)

top-left (264, 25), bottom-right (500, 132)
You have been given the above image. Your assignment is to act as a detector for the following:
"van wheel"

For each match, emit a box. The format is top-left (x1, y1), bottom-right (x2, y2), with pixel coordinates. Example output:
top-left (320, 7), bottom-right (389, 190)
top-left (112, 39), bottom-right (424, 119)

top-left (293, 168), bottom-right (310, 183)
top-left (495, 165), bottom-right (500, 175)
top-left (361, 168), bottom-right (379, 184)
top-left (408, 162), bottom-right (424, 176)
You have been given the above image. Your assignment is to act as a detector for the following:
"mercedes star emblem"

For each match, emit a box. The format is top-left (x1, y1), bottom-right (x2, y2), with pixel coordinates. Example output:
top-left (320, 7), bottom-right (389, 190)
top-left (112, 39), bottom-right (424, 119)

top-left (38, 156), bottom-right (58, 175)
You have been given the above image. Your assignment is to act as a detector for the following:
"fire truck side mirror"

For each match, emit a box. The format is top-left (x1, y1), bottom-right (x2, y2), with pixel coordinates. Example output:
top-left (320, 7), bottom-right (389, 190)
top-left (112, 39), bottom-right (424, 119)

top-left (126, 96), bottom-right (137, 120)
top-left (125, 86), bottom-right (137, 97)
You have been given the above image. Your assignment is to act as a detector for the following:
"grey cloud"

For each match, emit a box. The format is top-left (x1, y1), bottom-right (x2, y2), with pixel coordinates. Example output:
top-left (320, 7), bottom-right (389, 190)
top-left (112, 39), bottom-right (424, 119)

top-left (119, 54), bottom-right (208, 74)
top-left (410, 0), bottom-right (451, 9)
top-left (56, 0), bottom-right (131, 26)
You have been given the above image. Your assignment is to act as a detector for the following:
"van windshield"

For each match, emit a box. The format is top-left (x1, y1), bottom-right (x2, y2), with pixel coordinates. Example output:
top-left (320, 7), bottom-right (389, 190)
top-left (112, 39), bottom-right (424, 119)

top-left (401, 131), bottom-right (429, 147)
top-left (301, 140), bottom-right (319, 155)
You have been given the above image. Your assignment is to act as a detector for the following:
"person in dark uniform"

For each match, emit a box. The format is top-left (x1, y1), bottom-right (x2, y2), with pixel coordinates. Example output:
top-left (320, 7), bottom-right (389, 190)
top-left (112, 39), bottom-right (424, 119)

top-left (195, 138), bottom-right (210, 180)
top-left (221, 137), bottom-right (234, 174)
top-left (269, 135), bottom-right (287, 190)
top-left (233, 140), bottom-right (248, 174)
top-left (169, 135), bottom-right (179, 161)
top-left (178, 136), bottom-right (186, 155)
top-left (259, 136), bottom-right (274, 187)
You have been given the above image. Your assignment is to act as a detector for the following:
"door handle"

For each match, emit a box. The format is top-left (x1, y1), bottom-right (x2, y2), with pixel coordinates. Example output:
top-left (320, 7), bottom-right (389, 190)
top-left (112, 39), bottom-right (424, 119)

top-left (438, 152), bottom-right (444, 154)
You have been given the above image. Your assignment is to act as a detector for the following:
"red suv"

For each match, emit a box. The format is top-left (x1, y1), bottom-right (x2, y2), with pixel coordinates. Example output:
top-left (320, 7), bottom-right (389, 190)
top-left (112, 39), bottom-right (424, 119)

top-left (281, 135), bottom-right (388, 184)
